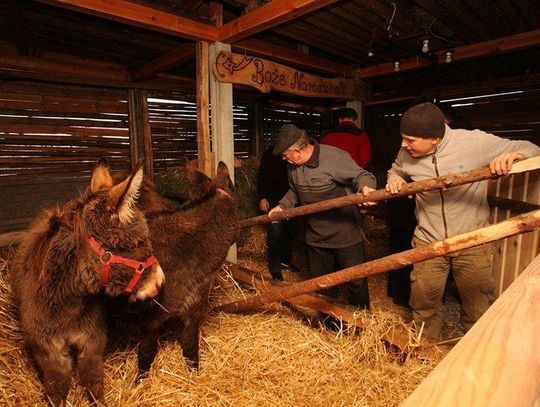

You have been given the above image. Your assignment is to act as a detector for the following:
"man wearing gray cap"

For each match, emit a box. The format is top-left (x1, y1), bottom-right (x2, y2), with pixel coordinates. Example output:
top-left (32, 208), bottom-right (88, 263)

top-left (269, 123), bottom-right (376, 323)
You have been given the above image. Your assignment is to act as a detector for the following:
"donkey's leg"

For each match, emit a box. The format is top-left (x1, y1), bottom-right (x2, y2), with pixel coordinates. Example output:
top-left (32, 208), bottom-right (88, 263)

top-left (180, 311), bottom-right (202, 370)
top-left (138, 317), bottom-right (162, 377)
top-left (75, 333), bottom-right (106, 403)
top-left (31, 342), bottom-right (73, 406)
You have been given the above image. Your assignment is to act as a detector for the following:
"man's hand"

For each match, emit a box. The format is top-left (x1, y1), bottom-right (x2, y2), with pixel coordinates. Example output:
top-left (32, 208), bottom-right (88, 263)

top-left (268, 205), bottom-right (284, 223)
top-left (385, 179), bottom-right (413, 199)
top-left (359, 186), bottom-right (377, 206)
top-left (489, 152), bottom-right (524, 175)
top-left (259, 198), bottom-right (270, 212)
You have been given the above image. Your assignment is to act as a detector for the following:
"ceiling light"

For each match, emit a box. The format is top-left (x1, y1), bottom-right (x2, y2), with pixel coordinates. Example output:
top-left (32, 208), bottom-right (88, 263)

top-left (445, 50), bottom-right (452, 63)
top-left (393, 61), bottom-right (400, 72)
top-left (422, 39), bottom-right (429, 53)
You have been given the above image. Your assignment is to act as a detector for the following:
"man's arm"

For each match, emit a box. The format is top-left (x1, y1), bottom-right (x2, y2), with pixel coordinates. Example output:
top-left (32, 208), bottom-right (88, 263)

top-left (386, 149), bottom-right (410, 194)
top-left (477, 130), bottom-right (540, 175)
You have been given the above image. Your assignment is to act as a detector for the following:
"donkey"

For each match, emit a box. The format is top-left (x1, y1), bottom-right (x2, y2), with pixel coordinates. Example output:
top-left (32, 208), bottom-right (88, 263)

top-left (10, 164), bottom-right (165, 405)
top-left (104, 159), bottom-right (239, 374)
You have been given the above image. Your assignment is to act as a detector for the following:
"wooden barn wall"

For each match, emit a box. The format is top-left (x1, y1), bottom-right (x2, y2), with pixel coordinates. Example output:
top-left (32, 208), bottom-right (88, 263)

top-left (147, 91), bottom-right (256, 175)
top-left (0, 81), bottom-right (131, 233)
top-left (261, 104), bottom-right (323, 150)
top-left (365, 90), bottom-right (540, 298)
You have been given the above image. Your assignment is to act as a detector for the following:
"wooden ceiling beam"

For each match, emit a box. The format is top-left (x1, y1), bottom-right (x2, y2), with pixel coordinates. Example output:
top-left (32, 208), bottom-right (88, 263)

top-left (131, 43), bottom-right (196, 82)
top-left (36, 0), bottom-right (219, 42)
top-left (359, 29), bottom-right (540, 79)
top-left (218, 0), bottom-right (340, 43)
top-left (233, 38), bottom-right (354, 76)
top-left (367, 72), bottom-right (540, 106)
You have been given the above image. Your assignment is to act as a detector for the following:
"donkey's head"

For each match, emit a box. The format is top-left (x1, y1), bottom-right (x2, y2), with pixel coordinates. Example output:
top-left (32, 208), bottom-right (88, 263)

top-left (82, 160), bottom-right (165, 301)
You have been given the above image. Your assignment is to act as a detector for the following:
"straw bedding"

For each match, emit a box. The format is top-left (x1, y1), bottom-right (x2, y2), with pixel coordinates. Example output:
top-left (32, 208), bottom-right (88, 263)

top-left (0, 245), bottom-right (445, 407)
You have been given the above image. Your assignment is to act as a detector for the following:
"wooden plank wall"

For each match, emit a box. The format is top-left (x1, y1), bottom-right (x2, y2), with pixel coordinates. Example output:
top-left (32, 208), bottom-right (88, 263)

top-left (490, 171), bottom-right (540, 296)
top-left (0, 81), bottom-right (132, 233)
top-left (147, 91), bottom-right (256, 174)
top-left (261, 104), bottom-right (324, 149)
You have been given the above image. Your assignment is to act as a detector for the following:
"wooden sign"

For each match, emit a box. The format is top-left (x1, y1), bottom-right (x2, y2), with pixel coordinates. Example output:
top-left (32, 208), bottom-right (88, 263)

top-left (213, 51), bottom-right (371, 101)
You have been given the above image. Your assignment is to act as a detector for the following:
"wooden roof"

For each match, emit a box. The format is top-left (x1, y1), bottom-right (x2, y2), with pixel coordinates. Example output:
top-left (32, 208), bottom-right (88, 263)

top-left (1, 0), bottom-right (540, 102)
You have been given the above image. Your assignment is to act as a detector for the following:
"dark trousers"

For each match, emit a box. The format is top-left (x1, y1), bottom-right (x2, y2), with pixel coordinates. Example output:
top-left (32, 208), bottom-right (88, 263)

top-left (266, 219), bottom-right (294, 277)
top-left (307, 242), bottom-right (370, 309)
top-left (387, 228), bottom-right (413, 301)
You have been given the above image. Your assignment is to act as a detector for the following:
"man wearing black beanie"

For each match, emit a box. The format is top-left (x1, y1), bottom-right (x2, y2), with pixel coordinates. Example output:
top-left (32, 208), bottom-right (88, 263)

top-left (386, 102), bottom-right (540, 339)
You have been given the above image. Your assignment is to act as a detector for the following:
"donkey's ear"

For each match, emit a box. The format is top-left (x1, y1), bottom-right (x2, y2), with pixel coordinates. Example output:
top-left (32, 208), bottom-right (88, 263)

top-left (216, 161), bottom-right (234, 192)
top-left (109, 165), bottom-right (144, 224)
top-left (91, 158), bottom-right (114, 192)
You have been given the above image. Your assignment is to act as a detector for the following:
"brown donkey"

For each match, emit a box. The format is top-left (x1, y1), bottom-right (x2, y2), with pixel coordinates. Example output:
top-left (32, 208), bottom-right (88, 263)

top-left (11, 165), bottom-right (165, 405)
top-left (105, 159), bottom-right (239, 374)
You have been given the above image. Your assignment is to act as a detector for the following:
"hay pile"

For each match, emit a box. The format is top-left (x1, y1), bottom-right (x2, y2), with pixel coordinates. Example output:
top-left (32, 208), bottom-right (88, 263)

top-left (0, 248), bottom-right (444, 407)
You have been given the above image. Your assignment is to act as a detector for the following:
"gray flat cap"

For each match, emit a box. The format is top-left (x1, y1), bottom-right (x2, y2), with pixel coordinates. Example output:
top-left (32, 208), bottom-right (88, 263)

top-left (273, 124), bottom-right (304, 155)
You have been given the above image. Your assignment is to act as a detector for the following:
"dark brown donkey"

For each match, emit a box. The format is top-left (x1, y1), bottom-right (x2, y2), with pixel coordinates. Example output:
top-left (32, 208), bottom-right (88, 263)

top-left (105, 159), bottom-right (239, 374)
top-left (10, 165), bottom-right (165, 405)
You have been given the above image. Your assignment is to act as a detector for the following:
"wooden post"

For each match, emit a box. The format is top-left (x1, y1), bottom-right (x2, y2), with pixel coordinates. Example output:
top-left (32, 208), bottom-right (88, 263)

top-left (240, 156), bottom-right (540, 228)
top-left (196, 41), bottom-right (212, 176)
top-left (346, 100), bottom-right (364, 129)
top-left (128, 89), bottom-right (153, 180)
top-left (402, 253), bottom-right (540, 407)
top-left (216, 209), bottom-right (540, 313)
top-left (209, 41), bottom-right (236, 262)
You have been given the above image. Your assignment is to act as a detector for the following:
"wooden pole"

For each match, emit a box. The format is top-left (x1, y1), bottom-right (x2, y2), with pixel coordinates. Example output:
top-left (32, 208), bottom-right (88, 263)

top-left (216, 209), bottom-right (540, 313)
top-left (196, 41), bottom-right (212, 176)
top-left (402, 253), bottom-right (540, 407)
top-left (240, 156), bottom-right (540, 228)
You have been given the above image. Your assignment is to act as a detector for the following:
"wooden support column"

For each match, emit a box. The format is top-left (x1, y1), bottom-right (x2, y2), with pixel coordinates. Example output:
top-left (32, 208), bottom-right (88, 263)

top-left (128, 89), bottom-right (153, 180)
top-left (196, 41), bottom-right (211, 176)
top-left (346, 100), bottom-right (364, 129)
top-left (209, 41), bottom-right (236, 262)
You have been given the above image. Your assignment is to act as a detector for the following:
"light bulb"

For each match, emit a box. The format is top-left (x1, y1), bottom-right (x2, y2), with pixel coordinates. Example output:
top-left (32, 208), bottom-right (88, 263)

top-left (422, 39), bottom-right (429, 53)
top-left (393, 61), bottom-right (400, 72)
top-left (368, 49), bottom-right (374, 57)
top-left (445, 51), bottom-right (452, 63)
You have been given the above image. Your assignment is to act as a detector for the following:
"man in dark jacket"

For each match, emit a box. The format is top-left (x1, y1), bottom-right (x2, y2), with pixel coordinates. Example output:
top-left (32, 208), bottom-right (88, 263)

top-left (320, 108), bottom-right (372, 170)
top-left (257, 147), bottom-right (295, 280)
top-left (269, 124), bottom-right (376, 314)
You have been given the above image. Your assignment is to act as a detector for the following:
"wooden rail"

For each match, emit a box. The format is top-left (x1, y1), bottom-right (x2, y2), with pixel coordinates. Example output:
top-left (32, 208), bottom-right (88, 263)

top-left (402, 253), bottom-right (540, 406)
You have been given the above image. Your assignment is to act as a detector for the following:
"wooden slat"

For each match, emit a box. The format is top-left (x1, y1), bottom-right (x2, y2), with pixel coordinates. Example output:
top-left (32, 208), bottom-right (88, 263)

top-left (131, 42), bottom-right (196, 82)
top-left (219, 0), bottom-right (340, 43)
top-left (359, 29), bottom-right (540, 78)
top-left (36, 0), bottom-right (218, 42)
top-left (403, 253), bottom-right (540, 407)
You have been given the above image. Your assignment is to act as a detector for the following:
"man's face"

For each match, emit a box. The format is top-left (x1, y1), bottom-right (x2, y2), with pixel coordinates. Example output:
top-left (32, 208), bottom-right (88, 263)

top-left (281, 148), bottom-right (302, 165)
top-left (401, 134), bottom-right (440, 157)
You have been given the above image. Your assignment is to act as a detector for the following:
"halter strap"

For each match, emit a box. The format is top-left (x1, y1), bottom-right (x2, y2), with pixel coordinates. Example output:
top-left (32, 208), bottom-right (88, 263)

top-left (85, 235), bottom-right (158, 294)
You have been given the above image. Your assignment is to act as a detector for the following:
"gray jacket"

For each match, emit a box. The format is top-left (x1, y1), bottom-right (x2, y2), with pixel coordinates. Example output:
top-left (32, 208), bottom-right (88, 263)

top-left (388, 125), bottom-right (540, 243)
top-left (279, 141), bottom-right (376, 248)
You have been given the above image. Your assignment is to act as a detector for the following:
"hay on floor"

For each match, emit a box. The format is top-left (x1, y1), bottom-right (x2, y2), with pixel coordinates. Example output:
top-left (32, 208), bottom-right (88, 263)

top-left (0, 250), bottom-right (444, 407)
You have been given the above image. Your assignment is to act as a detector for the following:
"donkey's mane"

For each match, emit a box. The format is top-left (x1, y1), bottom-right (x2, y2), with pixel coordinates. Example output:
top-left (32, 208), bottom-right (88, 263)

top-left (143, 179), bottom-right (219, 218)
top-left (24, 190), bottom-right (89, 279)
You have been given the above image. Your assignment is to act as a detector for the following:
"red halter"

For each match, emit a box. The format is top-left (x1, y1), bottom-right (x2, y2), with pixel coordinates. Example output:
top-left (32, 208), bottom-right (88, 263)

top-left (85, 235), bottom-right (158, 294)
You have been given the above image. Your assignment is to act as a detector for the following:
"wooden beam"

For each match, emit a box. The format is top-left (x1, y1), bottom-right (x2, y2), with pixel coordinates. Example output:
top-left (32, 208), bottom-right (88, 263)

top-left (223, 261), bottom-right (442, 358)
top-left (128, 90), bottom-right (153, 180)
top-left (131, 43), bottom-right (195, 82)
top-left (240, 157), bottom-right (540, 228)
top-left (217, 209), bottom-right (540, 313)
top-left (367, 72), bottom-right (540, 106)
top-left (359, 29), bottom-right (540, 79)
top-left (7, 0), bottom-right (29, 56)
top-left (36, 0), bottom-right (219, 42)
top-left (218, 0), bottom-right (340, 43)
top-left (233, 38), bottom-right (354, 76)
top-left (196, 41), bottom-right (212, 177)
top-left (0, 53), bottom-right (128, 81)
top-left (403, 253), bottom-right (540, 407)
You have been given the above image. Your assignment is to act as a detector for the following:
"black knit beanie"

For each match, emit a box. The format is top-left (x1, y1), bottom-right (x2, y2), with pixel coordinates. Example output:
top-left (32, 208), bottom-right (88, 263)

top-left (400, 102), bottom-right (446, 139)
